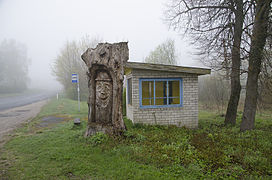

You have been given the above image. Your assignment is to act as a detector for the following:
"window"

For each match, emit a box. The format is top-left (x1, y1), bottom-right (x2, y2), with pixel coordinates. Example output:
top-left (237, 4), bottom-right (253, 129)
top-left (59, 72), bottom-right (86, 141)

top-left (127, 78), bottom-right (132, 105)
top-left (140, 78), bottom-right (182, 108)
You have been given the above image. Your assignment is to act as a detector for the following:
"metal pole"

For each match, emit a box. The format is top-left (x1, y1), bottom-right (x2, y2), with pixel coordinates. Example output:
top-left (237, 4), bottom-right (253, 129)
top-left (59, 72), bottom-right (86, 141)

top-left (77, 76), bottom-right (80, 112)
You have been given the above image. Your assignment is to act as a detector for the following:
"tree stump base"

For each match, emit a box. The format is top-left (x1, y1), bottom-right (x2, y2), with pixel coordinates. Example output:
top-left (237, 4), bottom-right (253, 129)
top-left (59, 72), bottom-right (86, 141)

top-left (84, 123), bottom-right (114, 136)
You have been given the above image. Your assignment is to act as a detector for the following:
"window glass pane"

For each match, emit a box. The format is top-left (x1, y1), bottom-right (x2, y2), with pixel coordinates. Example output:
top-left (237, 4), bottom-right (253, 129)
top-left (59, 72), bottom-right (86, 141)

top-left (155, 81), bottom-right (167, 98)
top-left (168, 81), bottom-right (180, 105)
top-left (155, 81), bottom-right (167, 105)
top-left (169, 97), bottom-right (180, 105)
top-left (169, 81), bottom-right (180, 97)
top-left (142, 98), bottom-right (154, 106)
top-left (155, 98), bottom-right (167, 105)
top-left (142, 81), bottom-right (154, 106)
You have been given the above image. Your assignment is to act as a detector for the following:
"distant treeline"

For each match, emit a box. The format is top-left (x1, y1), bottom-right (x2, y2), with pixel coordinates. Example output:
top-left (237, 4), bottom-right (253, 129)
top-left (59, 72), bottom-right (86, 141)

top-left (0, 39), bottom-right (30, 93)
top-left (199, 71), bottom-right (272, 113)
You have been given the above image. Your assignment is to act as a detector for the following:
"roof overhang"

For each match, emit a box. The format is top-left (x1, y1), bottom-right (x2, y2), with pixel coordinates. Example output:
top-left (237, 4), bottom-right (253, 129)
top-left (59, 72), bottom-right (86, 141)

top-left (125, 62), bottom-right (211, 75)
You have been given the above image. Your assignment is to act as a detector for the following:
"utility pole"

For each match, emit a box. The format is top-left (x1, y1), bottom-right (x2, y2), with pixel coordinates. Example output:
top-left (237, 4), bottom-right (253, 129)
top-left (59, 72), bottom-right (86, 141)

top-left (77, 76), bottom-right (80, 112)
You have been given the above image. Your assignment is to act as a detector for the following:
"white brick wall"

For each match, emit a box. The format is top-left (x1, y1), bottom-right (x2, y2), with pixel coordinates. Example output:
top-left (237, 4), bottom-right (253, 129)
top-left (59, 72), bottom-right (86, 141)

top-left (125, 73), bottom-right (134, 122)
top-left (126, 69), bottom-right (199, 128)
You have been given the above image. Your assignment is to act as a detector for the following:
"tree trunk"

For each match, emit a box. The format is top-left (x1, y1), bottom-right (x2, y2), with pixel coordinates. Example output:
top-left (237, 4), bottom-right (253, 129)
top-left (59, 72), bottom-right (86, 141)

top-left (81, 42), bottom-right (129, 136)
top-left (224, 0), bottom-right (243, 126)
top-left (241, 0), bottom-right (271, 131)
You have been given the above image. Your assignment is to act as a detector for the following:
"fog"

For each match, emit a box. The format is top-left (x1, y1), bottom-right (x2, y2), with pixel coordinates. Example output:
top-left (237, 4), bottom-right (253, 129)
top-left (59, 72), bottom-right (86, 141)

top-left (0, 0), bottom-right (201, 91)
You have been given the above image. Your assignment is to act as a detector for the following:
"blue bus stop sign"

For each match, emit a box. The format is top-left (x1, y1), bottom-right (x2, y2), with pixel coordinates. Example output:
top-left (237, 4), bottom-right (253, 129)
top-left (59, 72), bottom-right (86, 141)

top-left (72, 73), bottom-right (78, 83)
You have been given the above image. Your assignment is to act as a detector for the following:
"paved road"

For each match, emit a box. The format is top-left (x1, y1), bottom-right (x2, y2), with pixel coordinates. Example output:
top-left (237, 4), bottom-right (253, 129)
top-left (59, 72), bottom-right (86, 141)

top-left (0, 91), bottom-right (55, 111)
top-left (0, 100), bottom-right (48, 146)
top-left (0, 91), bottom-right (56, 146)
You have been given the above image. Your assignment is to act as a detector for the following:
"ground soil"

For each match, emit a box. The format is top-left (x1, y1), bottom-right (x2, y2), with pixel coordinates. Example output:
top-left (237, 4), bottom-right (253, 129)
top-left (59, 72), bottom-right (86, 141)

top-left (36, 116), bottom-right (65, 128)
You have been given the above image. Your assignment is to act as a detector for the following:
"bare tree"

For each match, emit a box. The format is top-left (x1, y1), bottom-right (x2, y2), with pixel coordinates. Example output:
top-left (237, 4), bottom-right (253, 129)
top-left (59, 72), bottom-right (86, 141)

top-left (258, 52), bottom-right (272, 110)
top-left (144, 38), bottom-right (177, 65)
top-left (241, 0), bottom-right (272, 131)
top-left (165, 0), bottom-right (256, 126)
top-left (257, 11), bottom-right (272, 110)
top-left (52, 35), bottom-right (102, 100)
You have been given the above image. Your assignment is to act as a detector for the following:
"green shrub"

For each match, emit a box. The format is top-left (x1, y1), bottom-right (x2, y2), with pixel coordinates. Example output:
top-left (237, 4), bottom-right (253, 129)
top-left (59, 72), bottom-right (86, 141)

top-left (123, 117), bottom-right (133, 130)
top-left (123, 88), bottom-right (126, 116)
top-left (89, 132), bottom-right (109, 146)
top-left (123, 131), bottom-right (146, 142)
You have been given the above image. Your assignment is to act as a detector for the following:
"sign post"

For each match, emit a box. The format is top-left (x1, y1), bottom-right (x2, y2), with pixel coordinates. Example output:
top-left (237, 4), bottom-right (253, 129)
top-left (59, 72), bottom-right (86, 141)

top-left (72, 73), bottom-right (80, 112)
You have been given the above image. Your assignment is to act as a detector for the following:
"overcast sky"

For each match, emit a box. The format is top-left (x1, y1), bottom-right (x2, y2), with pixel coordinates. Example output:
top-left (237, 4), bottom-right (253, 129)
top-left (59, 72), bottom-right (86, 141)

top-left (0, 0), bottom-right (201, 90)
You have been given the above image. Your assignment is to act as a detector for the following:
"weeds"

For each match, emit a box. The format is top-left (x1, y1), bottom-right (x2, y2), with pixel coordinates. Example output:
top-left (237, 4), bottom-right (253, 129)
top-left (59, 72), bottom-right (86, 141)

top-left (0, 99), bottom-right (271, 179)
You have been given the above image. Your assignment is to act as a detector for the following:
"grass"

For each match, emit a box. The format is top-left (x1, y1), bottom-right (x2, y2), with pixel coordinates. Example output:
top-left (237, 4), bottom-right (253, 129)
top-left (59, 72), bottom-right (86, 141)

top-left (0, 98), bottom-right (271, 179)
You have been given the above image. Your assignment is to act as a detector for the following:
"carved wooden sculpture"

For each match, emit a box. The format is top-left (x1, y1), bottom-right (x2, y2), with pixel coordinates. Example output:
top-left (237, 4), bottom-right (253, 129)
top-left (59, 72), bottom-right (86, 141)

top-left (81, 42), bottom-right (129, 136)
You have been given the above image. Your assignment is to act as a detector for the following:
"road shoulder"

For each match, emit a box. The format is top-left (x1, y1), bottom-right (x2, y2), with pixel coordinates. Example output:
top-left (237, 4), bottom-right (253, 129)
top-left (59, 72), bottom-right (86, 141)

top-left (0, 100), bottom-right (48, 147)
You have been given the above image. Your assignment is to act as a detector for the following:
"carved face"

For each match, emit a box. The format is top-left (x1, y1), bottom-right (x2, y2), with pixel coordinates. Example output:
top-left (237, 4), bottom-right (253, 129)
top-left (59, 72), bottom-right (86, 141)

top-left (95, 71), bottom-right (112, 108)
top-left (96, 81), bottom-right (111, 100)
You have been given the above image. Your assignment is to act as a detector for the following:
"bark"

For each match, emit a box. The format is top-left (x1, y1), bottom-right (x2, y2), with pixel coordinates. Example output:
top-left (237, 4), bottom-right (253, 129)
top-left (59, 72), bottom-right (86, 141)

top-left (224, 0), bottom-right (244, 126)
top-left (241, 0), bottom-right (271, 131)
top-left (81, 42), bottom-right (129, 136)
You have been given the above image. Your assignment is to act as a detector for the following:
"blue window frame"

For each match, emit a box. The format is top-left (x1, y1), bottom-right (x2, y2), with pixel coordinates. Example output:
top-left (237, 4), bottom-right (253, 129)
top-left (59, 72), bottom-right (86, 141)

top-left (139, 78), bottom-right (183, 108)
